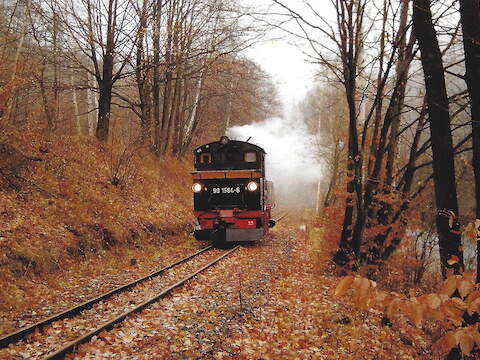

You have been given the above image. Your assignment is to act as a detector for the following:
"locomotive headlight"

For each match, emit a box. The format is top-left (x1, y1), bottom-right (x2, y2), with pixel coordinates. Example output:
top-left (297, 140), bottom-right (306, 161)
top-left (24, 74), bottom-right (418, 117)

top-left (246, 181), bottom-right (259, 192)
top-left (192, 183), bottom-right (203, 193)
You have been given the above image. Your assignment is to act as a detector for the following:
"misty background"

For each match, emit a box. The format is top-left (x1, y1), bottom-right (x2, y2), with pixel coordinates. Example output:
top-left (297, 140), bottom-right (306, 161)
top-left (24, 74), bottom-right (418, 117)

top-left (228, 116), bottom-right (323, 210)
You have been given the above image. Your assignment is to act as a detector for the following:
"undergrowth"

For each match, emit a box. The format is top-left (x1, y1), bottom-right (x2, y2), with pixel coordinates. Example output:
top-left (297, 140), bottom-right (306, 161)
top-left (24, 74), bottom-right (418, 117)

top-left (0, 124), bottom-right (195, 311)
top-left (310, 185), bottom-right (479, 358)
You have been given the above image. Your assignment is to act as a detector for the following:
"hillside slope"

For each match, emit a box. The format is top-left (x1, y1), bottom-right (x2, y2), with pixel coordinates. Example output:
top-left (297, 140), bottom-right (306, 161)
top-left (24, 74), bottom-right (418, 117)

top-left (0, 134), bottom-right (197, 326)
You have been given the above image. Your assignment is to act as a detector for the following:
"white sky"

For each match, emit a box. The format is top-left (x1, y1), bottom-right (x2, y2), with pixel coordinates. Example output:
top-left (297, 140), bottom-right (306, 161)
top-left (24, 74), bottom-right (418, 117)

top-left (242, 0), bottom-right (322, 113)
top-left (245, 39), bottom-right (316, 112)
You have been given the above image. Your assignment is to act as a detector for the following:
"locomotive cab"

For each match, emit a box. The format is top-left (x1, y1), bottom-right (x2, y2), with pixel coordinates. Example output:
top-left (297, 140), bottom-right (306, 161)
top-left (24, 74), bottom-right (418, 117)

top-left (192, 136), bottom-right (274, 243)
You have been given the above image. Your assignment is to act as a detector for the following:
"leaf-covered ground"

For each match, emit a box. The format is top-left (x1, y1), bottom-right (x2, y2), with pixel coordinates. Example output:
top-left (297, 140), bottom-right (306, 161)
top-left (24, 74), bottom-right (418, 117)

top-left (0, 131), bottom-right (434, 359)
top-left (0, 248), bottom-right (228, 359)
top-left (0, 134), bottom-right (199, 336)
top-left (0, 238), bottom-right (205, 336)
top-left (65, 224), bottom-right (431, 359)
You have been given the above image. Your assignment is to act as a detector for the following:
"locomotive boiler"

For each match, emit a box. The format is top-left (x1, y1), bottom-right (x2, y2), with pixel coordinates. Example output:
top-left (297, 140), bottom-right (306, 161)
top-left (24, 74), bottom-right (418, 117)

top-left (192, 136), bottom-right (275, 243)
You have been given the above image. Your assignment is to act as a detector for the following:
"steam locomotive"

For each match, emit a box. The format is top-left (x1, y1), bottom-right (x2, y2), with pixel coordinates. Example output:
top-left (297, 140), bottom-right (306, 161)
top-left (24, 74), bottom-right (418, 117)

top-left (192, 136), bottom-right (275, 243)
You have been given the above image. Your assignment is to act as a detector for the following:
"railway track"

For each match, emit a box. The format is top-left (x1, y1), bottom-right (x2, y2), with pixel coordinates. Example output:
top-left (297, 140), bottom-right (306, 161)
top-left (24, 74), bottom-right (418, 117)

top-left (273, 210), bottom-right (289, 224)
top-left (0, 245), bottom-right (240, 359)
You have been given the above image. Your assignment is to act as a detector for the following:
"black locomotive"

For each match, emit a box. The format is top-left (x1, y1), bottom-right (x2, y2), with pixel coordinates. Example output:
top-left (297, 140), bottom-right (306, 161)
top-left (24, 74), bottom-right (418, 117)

top-left (192, 136), bottom-right (275, 243)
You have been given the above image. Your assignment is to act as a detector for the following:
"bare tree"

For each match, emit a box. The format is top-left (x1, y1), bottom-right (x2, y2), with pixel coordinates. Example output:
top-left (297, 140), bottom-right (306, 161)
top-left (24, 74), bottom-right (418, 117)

top-left (132, 0), bottom-right (265, 156)
top-left (268, 0), bottom-right (470, 274)
top-left (54, 0), bottom-right (139, 140)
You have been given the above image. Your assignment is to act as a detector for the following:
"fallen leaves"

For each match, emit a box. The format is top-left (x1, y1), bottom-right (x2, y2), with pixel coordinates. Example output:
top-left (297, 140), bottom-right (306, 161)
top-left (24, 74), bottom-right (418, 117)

top-left (0, 248), bottom-right (227, 359)
top-left (67, 226), bottom-right (429, 359)
top-left (0, 136), bottom-right (195, 324)
top-left (335, 270), bottom-right (480, 358)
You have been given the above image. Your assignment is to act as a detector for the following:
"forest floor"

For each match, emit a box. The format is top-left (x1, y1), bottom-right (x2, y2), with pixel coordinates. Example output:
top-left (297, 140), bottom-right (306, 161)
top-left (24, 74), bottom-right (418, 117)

top-left (0, 134), bottom-right (436, 359)
top-left (0, 236), bottom-right (203, 337)
top-left (2, 222), bottom-right (433, 359)
top-left (0, 221), bottom-right (434, 359)
top-left (0, 134), bottom-right (196, 335)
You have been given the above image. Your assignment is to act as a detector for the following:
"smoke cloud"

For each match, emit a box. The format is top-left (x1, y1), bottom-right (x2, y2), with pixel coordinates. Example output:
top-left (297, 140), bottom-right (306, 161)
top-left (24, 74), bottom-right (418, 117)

top-left (227, 117), bottom-right (323, 210)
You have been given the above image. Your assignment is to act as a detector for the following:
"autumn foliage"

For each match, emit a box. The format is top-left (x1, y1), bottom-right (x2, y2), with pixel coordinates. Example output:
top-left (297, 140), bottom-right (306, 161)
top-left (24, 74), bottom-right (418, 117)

top-left (0, 124), bottom-right (195, 313)
top-left (335, 272), bottom-right (480, 358)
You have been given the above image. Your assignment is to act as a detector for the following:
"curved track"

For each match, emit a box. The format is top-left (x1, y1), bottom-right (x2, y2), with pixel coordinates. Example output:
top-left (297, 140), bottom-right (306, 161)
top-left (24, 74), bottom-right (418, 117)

top-left (0, 245), bottom-right (240, 359)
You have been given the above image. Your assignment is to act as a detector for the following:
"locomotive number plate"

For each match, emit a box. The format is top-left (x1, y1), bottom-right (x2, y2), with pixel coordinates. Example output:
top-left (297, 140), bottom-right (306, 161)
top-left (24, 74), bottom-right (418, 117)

top-left (212, 186), bottom-right (241, 194)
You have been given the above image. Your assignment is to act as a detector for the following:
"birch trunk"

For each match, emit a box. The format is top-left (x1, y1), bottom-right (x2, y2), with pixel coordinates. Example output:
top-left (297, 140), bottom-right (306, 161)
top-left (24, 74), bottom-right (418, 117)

top-left (71, 70), bottom-right (81, 135)
top-left (4, 22), bottom-right (25, 122)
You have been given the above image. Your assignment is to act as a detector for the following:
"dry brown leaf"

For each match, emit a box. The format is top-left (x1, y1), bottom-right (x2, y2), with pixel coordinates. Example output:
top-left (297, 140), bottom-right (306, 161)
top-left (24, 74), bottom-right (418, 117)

top-left (466, 290), bottom-right (480, 304)
top-left (458, 280), bottom-right (473, 299)
top-left (439, 276), bottom-right (458, 297)
top-left (401, 301), bottom-right (424, 327)
top-left (358, 278), bottom-right (371, 299)
top-left (467, 297), bottom-right (480, 316)
top-left (387, 298), bottom-right (401, 320)
top-left (439, 294), bottom-right (450, 302)
top-left (425, 294), bottom-right (442, 310)
top-left (463, 271), bottom-right (476, 282)
top-left (459, 331), bottom-right (474, 356)
top-left (470, 329), bottom-right (480, 347)
top-left (431, 308), bottom-right (445, 322)
top-left (450, 297), bottom-right (468, 311)
top-left (412, 303), bottom-right (425, 327)
top-left (442, 303), bottom-right (464, 327)
top-left (334, 276), bottom-right (354, 297)
top-left (433, 330), bottom-right (458, 355)
top-left (375, 290), bottom-right (387, 301)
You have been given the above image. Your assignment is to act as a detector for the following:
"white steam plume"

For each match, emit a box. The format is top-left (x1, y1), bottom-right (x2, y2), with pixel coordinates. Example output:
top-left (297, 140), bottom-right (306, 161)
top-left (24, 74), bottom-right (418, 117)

top-left (227, 117), bottom-right (323, 210)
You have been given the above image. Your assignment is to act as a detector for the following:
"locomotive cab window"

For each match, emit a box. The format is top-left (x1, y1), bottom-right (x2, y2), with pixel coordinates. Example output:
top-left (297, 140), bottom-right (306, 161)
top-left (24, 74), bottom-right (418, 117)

top-left (199, 153), bottom-right (212, 164)
top-left (244, 151), bottom-right (257, 163)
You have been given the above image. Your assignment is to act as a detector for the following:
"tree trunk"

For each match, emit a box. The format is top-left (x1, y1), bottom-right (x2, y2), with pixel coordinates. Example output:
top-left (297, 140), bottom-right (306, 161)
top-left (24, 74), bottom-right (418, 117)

top-left (38, 60), bottom-right (55, 129)
top-left (157, 0), bottom-right (175, 156)
top-left (70, 70), bottom-right (81, 135)
top-left (52, 11), bottom-right (59, 130)
top-left (96, 79), bottom-right (113, 141)
top-left (86, 71), bottom-right (97, 136)
top-left (335, 85), bottom-right (362, 268)
top-left (164, 71), bottom-right (182, 154)
top-left (458, 0), bottom-right (480, 283)
top-left (385, 0), bottom-right (410, 185)
top-left (173, 76), bottom-right (189, 155)
top-left (413, 0), bottom-right (463, 276)
top-left (95, 0), bottom-right (117, 141)
top-left (324, 149), bottom-right (340, 208)
top-left (152, 0), bottom-right (163, 151)
top-left (136, 0), bottom-right (152, 143)
top-left (5, 18), bottom-right (26, 122)
top-left (333, 0), bottom-right (365, 269)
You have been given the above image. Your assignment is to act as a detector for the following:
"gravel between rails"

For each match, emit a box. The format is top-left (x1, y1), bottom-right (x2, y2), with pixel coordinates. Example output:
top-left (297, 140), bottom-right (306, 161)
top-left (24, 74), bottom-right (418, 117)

top-left (0, 247), bottom-right (230, 360)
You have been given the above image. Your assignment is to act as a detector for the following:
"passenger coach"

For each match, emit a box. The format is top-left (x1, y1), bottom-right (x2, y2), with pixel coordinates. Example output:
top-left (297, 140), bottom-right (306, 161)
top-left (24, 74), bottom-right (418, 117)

top-left (192, 136), bottom-right (275, 243)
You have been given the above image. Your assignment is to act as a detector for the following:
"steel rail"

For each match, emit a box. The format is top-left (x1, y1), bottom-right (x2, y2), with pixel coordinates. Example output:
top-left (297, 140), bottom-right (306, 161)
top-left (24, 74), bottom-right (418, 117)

top-left (0, 245), bottom-right (213, 348)
top-left (274, 212), bottom-right (289, 223)
top-left (45, 245), bottom-right (240, 360)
